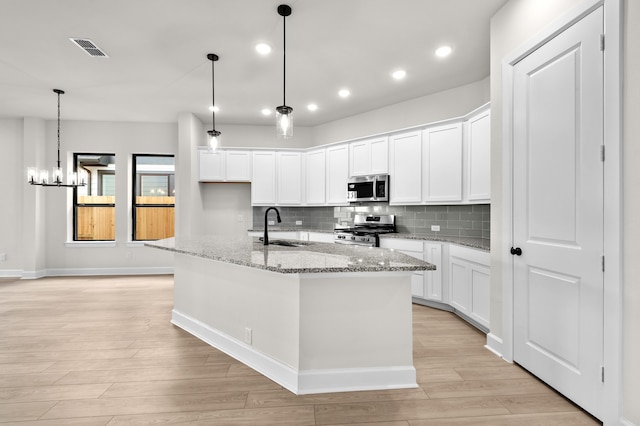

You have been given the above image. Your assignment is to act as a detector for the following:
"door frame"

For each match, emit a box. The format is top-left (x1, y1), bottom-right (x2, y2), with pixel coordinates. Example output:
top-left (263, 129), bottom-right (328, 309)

top-left (499, 0), bottom-right (623, 423)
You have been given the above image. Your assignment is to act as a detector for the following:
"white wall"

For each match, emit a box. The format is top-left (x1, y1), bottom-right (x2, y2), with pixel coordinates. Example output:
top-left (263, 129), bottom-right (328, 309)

top-left (214, 123), bottom-right (314, 149)
top-left (0, 119), bottom-right (24, 274)
top-left (312, 78), bottom-right (490, 146)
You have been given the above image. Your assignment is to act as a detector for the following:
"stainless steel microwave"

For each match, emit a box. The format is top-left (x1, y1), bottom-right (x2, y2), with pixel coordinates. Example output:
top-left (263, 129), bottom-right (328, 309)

top-left (347, 174), bottom-right (389, 202)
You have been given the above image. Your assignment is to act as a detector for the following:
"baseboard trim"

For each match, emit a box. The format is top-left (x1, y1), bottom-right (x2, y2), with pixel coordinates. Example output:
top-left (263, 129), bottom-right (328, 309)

top-left (485, 332), bottom-right (504, 359)
top-left (45, 267), bottom-right (174, 277)
top-left (0, 269), bottom-right (24, 278)
top-left (619, 416), bottom-right (635, 426)
top-left (172, 309), bottom-right (418, 395)
top-left (22, 269), bottom-right (47, 279)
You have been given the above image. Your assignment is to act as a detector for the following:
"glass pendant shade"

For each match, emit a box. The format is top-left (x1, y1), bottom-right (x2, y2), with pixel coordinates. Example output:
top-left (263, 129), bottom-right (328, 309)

top-left (276, 105), bottom-right (293, 138)
top-left (207, 129), bottom-right (221, 151)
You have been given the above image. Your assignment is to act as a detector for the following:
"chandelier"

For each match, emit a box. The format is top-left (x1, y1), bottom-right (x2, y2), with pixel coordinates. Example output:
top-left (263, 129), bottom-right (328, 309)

top-left (27, 89), bottom-right (87, 188)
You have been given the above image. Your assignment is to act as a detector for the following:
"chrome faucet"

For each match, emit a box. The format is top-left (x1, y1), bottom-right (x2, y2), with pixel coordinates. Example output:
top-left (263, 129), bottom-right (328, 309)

top-left (263, 207), bottom-right (281, 245)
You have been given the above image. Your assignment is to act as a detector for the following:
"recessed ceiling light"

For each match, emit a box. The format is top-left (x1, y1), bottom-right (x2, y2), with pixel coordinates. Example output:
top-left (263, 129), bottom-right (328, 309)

top-left (209, 105), bottom-right (219, 113)
top-left (255, 43), bottom-right (272, 55)
top-left (307, 104), bottom-right (318, 111)
top-left (338, 89), bottom-right (351, 98)
top-left (392, 70), bottom-right (406, 80)
top-left (435, 45), bottom-right (453, 58)
top-left (261, 108), bottom-right (272, 116)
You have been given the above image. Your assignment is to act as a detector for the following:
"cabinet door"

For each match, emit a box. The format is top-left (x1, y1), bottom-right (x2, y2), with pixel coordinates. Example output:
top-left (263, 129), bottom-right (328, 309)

top-left (448, 245), bottom-right (490, 329)
top-left (466, 109), bottom-right (491, 201)
top-left (251, 151), bottom-right (276, 205)
top-left (349, 140), bottom-right (370, 177)
top-left (369, 137), bottom-right (389, 175)
top-left (277, 151), bottom-right (303, 204)
top-left (424, 243), bottom-right (443, 302)
top-left (326, 144), bottom-right (349, 205)
top-left (379, 238), bottom-right (425, 298)
top-left (389, 131), bottom-right (422, 203)
top-left (306, 149), bottom-right (326, 204)
top-left (199, 150), bottom-right (224, 181)
top-left (225, 150), bottom-right (251, 182)
top-left (422, 123), bottom-right (463, 202)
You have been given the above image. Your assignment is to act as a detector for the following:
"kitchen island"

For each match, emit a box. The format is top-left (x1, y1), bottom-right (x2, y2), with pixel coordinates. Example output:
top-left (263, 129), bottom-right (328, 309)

top-left (146, 236), bottom-right (435, 395)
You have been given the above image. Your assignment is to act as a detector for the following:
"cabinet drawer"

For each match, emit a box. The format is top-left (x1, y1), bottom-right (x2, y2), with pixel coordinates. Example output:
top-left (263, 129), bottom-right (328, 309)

top-left (379, 238), bottom-right (423, 252)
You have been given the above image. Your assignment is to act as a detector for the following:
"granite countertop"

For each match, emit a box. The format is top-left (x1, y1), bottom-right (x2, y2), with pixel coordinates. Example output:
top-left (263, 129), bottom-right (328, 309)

top-left (146, 236), bottom-right (435, 274)
top-left (248, 228), bottom-right (490, 251)
top-left (380, 233), bottom-right (490, 251)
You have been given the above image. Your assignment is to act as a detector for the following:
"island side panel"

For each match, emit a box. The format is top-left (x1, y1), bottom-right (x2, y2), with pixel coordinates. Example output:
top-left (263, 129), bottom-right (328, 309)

top-left (172, 253), bottom-right (301, 370)
top-left (297, 272), bottom-right (416, 393)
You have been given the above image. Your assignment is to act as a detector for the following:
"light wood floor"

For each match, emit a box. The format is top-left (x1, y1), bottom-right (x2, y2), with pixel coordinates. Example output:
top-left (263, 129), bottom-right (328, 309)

top-left (0, 275), bottom-right (600, 425)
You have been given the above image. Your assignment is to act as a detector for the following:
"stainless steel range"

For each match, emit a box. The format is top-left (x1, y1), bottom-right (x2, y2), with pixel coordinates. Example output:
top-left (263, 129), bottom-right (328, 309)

top-left (334, 214), bottom-right (396, 247)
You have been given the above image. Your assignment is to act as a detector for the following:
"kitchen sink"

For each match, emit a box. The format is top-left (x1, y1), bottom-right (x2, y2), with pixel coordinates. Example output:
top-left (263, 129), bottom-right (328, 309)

top-left (258, 238), bottom-right (306, 247)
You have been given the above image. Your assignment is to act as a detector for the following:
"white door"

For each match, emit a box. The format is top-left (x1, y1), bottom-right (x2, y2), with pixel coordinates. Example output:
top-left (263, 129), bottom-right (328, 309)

top-left (512, 7), bottom-right (603, 419)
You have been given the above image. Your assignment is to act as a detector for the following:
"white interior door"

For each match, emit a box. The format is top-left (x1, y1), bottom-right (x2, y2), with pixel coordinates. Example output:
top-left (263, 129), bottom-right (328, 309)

top-left (512, 7), bottom-right (603, 419)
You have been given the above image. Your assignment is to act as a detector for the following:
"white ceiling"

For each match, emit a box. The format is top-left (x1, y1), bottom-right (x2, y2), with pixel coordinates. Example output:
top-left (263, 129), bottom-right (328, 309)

top-left (0, 0), bottom-right (507, 127)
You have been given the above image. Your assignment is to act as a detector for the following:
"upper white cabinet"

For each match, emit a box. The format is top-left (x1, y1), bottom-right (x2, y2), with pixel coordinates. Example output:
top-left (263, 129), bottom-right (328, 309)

top-left (389, 131), bottom-right (422, 204)
top-left (349, 136), bottom-right (388, 176)
top-left (277, 151), bottom-right (303, 205)
top-left (326, 144), bottom-right (349, 205)
top-left (199, 150), bottom-right (225, 181)
top-left (305, 149), bottom-right (326, 205)
top-left (251, 151), bottom-right (277, 205)
top-left (422, 123), bottom-right (463, 203)
top-left (225, 151), bottom-right (252, 182)
top-left (465, 108), bottom-right (491, 202)
top-left (199, 149), bottom-right (251, 182)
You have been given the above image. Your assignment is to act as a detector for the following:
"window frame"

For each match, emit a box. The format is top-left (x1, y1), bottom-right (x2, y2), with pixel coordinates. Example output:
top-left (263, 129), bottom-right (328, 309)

top-left (73, 152), bottom-right (116, 242)
top-left (132, 154), bottom-right (175, 242)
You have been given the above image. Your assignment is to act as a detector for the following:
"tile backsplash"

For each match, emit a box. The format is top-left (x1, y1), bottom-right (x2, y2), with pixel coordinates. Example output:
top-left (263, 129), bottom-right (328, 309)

top-left (253, 204), bottom-right (490, 239)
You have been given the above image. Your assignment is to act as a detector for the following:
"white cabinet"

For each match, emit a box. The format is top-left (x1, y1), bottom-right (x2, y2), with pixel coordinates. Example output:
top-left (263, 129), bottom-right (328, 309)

top-left (326, 144), bottom-right (349, 205)
top-left (389, 131), bottom-right (422, 204)
top-left (424, 243), bottom-right (444, 302)
top-left (305, 149), bottom-right (326, 205)
top-left (465, 108), bottom-right (491, 202)
top-left (277, 151), bottom-right (303, 205)
top-left (422, 123), bottom-right (463, 202)
top-left (251, 151), bottom-right (277, 205)
top-left (448, 245), bottom-right (490, 329)
top-left (199, 149), bottom-right (251, 182)
top-left (199, 150), bottom-right (225, 181)
top-left (225, 151), bottom-right (252, 181)
top-left (379, 238), bottom-right (425, 298)
top-left (349, 136), bottom-right (388, 176)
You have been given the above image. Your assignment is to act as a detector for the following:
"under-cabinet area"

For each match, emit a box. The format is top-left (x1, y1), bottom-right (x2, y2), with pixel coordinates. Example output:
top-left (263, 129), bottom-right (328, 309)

top-left (199, 104), bottom-right (490, 208)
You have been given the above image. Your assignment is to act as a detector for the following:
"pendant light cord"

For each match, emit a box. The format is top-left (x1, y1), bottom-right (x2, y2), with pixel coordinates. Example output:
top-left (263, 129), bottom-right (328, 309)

top-left (56, 90), bottom-right (61, 169)
top-left (211, 57), bottom-right (216, 129)
top-left (282, 13), bottom-right (286, 106)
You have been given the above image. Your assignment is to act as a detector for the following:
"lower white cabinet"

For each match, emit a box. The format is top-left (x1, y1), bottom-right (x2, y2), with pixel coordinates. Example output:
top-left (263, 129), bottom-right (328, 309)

top-left (424, 243), bottom-right (443, 302)
top-left (448, 245), bottom-right (490, 329)
top-left (379, 239), bottom-right (425, 298)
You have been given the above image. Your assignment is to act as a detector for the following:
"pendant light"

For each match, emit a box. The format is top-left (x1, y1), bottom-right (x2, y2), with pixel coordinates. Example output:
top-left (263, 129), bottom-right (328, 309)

top-left (206, 53), bottom-right (221, 150)
top-left (276, 4), bottom-right (293, 138)
top-left (27, 89), bottom-right (87, 188)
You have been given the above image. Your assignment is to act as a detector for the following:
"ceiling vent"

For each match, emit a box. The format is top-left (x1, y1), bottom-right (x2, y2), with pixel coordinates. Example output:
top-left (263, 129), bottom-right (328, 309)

top-left (69, 38), bottom-right (109, 57)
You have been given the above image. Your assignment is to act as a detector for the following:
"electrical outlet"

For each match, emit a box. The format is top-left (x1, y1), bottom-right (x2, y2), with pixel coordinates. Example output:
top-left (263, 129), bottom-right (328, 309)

top-left (0, 253), bottom-right (7, 262)
top-left (431, 225), bottom-right (441, 232)
top-left (268, 220), bottom-right (275, 226)
top-left (237, 214), bottom-right (244, 222)
top-left (125, 251), bottom-right (132, 259)
top-left (295, 220), bottom-right (302, 225)
top-left (244, 327), bottom-right (252, 345)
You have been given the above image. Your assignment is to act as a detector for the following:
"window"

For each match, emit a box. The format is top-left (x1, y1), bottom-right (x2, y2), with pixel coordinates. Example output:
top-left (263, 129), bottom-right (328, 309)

top-left (74, 154), bottom-right (116, 241)
top-left (133, 155), bottom-right (175, 241)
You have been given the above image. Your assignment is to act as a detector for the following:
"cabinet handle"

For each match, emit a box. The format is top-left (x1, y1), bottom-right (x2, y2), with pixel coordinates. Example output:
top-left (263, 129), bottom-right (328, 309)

top-left (510, 247), bottom-right (522, 256)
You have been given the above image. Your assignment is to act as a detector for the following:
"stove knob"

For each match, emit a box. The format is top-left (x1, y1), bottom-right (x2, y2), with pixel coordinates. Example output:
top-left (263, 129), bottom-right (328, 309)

top-left (351, 236), bottom-right (356, 241)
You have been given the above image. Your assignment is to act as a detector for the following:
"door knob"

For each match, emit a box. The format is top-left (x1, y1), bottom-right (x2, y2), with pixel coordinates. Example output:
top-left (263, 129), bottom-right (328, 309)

top-left (510, 247), bottom-right (523, 256)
